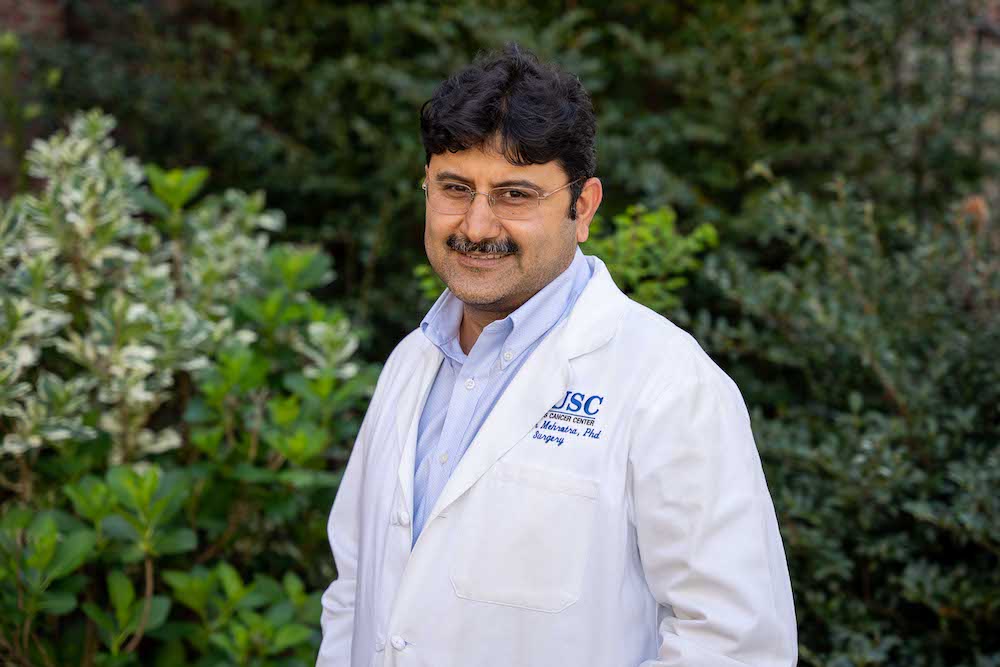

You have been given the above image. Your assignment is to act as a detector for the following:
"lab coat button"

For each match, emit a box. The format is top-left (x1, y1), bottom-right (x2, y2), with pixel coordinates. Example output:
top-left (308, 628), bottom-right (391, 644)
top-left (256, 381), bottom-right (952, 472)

top-left (375, 636), bottom-right (385, 651)
top-left (396, 510), bottom-right (410, 526)
top-left (464, 377), bottom-right (475, 390)
top-left (390, 635), bottom-right (406, 651)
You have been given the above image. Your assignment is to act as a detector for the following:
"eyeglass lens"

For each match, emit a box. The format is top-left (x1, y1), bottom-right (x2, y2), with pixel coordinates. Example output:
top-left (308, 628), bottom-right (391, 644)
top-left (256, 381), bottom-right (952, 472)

top-left (427, 182), bottom-right (538, 220)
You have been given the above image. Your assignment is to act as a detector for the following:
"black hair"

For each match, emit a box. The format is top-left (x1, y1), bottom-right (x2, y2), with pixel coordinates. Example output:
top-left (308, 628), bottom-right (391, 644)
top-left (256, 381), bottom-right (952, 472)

top-left (420, 42), bottom-right (597, 219)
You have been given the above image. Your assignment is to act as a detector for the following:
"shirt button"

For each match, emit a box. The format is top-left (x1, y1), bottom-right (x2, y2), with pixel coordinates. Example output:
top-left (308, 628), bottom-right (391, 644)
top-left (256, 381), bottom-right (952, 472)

top-left (503, 350), bottom-right (513, 361)
top-left (396, 510), bottom-right (410, 526)
top-left (464, 378), bottom-right (475, 390)
top-left (391, 635), bottom-right (406, 651)
top-left (439, 452), bottom-right (449, 464)
top-left (375, 636), bottom-right (386, 651)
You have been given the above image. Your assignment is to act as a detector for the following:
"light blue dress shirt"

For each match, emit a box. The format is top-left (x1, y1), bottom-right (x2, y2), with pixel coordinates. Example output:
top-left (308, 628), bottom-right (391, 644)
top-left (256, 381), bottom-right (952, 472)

top-left (411, 247), bottom-right (594, 545)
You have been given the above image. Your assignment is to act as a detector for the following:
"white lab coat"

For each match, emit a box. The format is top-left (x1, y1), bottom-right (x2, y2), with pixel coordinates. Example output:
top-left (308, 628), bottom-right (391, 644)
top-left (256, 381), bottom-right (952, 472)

top-left (317, 255), bottom-right (797, 667)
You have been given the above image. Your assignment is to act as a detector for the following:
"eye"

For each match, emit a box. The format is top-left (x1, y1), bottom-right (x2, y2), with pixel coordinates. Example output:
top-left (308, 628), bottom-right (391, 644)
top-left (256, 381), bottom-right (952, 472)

top-left (442, 183), bottom-right (472, 193)
top-left (498, 189), bottom-right (531, 200)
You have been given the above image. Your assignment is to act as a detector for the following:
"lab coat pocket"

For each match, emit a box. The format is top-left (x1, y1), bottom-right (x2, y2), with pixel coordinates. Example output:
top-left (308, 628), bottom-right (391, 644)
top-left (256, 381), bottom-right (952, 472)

top-left (449, 460), bottom-right (599, 613)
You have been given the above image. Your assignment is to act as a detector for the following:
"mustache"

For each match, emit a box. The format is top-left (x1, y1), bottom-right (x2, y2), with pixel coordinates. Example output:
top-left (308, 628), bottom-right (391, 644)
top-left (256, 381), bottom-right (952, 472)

top-left (446, 234), bottom-right (519, 255)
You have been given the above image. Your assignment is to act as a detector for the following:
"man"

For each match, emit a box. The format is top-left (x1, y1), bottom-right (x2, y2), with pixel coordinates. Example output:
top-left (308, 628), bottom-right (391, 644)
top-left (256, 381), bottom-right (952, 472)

top-left (317, 43), bottom-right (796, 667)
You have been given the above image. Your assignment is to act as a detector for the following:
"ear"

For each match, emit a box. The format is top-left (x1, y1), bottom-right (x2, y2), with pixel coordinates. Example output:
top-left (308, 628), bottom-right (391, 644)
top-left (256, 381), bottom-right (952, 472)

top-left (573, 177), bottom-right (603, 243)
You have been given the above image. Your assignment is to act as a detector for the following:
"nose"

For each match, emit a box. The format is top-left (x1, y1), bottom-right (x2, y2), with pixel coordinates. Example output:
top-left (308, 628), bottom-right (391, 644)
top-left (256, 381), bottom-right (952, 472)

top-left (459, 191), bottom-right (503, 243)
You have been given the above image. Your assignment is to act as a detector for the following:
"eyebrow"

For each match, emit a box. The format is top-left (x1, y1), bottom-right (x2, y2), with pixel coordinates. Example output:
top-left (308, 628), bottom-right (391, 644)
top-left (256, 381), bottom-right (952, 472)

top-left (433, 170), bottom-right (544, 192)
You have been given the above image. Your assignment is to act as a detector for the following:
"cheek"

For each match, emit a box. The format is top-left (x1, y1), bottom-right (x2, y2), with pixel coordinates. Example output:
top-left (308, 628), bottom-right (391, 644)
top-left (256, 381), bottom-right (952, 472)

top-left (425, 215), bottom-right (452, 245)
top-left (516, 220), bottom-right (572, 254)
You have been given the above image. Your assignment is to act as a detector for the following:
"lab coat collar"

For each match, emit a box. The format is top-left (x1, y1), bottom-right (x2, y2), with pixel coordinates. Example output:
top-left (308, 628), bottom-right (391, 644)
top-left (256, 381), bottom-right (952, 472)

top-left (396, 255), bottom-right (627, 543)
top-left (418, 247), bottom-right (592, 370)
top-left (559, 254), bottom-right (627, 360)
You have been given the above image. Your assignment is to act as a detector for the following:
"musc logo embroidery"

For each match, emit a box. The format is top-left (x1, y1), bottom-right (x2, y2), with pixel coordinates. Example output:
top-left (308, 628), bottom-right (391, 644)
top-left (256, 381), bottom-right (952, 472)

top-left (551, 391), bottom-right (604, 416)
top-left (532, 390), bottom-right (606, 446)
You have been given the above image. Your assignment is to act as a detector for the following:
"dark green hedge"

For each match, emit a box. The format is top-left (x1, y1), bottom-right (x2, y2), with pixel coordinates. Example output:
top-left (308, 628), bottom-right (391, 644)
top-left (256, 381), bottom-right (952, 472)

top-left (26, 1), bottom-right (996, 354)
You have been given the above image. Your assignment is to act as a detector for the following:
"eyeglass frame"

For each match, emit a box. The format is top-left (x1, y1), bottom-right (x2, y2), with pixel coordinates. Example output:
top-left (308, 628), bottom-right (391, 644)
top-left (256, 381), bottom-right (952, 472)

top-left (420, 177), bottom-right (585, 220)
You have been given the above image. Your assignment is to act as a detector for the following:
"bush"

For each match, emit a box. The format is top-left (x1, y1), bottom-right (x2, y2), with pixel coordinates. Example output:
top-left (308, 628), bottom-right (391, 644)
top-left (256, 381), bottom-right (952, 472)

top-left (736, 185), bottom-right (997, 665)
top-left (30, 1), bottom-right (997, 357)
top-left (662, 175), bottom-right (997, 665)
top-left (0, 111), bottom-right (374, 666)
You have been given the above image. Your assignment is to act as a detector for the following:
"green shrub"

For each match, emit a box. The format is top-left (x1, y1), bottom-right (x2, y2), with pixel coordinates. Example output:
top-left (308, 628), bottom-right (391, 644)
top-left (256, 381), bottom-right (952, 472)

top-left (632, 174), bottom-right (999, 665)
top-left (696, 178), bottom-right (999, 665)
top-left (31, 1), bottom-right (997, 357)
top-left (0, 111), bottom-right (374, 666)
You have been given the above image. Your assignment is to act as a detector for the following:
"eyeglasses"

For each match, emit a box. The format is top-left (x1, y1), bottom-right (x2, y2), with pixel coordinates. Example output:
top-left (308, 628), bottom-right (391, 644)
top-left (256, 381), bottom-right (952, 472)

top-left (421, 178), bottom-right (583, 221)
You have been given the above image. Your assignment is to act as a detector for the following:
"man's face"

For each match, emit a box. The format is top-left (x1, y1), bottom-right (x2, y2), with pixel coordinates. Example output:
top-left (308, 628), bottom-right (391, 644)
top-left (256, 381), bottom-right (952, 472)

top-left (423, 142), bottom-right (596, 314)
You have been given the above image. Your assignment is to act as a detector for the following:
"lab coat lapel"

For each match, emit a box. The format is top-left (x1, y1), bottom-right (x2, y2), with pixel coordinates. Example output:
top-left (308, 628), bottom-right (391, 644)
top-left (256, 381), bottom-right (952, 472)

top-left (422, 256), bottom-right (629, 526)
top-left (394, 342), bottom-right (443, 520)
top-left (424, 322), bottom-right (572, 525)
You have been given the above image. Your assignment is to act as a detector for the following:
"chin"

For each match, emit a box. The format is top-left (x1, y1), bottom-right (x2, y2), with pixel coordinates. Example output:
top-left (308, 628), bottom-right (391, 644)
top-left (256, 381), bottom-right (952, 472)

top-left (449, 287), bottom-right (507, 309)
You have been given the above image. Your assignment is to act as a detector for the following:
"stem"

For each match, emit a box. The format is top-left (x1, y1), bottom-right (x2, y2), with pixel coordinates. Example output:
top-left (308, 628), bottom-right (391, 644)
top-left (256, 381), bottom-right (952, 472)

top-left (20, 615), bottom-right (31, 659)
top-left (266, 452), bottom-right (285, 471)
top-left (16, 454), bottom-right (31, 502)
top-left (170, 237), bottom-right (186, 299)
top-left (0, 469), bottom-right (20, 492)
top-left (117, 386), bottom-right (134, 463)
top-left (13, 533), bottom-right (24, 616)
top-left (0, 631), bottom-right (35, 667)
top-left (30, 633), bottom-right (55, 667)
top-left (81, 577), bottom-right (99, 667)
top-left (195, 503), bottom-right (246, 565)
top-left (122, 557), bottom-right (154, 654)
top-left (82, 616), bottom-right (97, 667)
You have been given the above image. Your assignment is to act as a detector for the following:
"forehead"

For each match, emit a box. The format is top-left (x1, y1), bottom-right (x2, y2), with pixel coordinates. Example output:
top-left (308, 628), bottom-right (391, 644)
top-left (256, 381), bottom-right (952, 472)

top-left (427, 143), bottom-right (566, 187)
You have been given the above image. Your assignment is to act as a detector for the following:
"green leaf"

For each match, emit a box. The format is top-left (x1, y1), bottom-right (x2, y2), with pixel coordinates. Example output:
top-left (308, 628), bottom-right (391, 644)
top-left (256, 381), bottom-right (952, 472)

top-left (270, 623), bottom-right (311, 654)
top-left (208, 632), bottom-right (239, 661)
top-left (145, 165), bottom-right (210, 211)
top-left (123, 595), bottom-right (171, 634)
top-left (108, 570), bottom-right (135, 627)
top-left (216, 562), bottom-right (244, 600)
top-left (147, 472), bottom-right (188, 526)
top-left (0, 506), bottom-right (32, 531)
top-left (130, 186), bottom-right (172, 219)
top-left (162, 568), bottom-right (214, 618)
top-left (38, 590), bottom-right (77, 615)
top-left (25, 515), bottom-right (59, 572)
top-left (153, 638), bottom-right (186, 667)
top-left (281, 571), bottom-right (305, 600)
top-left (153, 528), bottom-right (197, 555)
top-left (64, 476), bottom-right (115, 523)
top-left (190, 425), bottom-right (224, 458)
top-left (82, 601), bottom-right (116, 635)
top-left (265, 423), bottom-right (328, 466)
top-left (267, 394), bottom-right (300, 427)
top-left (101, 515), bottom-right (140, 541)
top-left (106, 467), bottom-right (144, 513)
top-left (232, 463), bottom-right (278, 484)
top-left (277, 468), bottom-right (342, 489)
top-left (45, 529), bottom-right (97, 582)
top-left (266, 245), bottom-right (334, 292)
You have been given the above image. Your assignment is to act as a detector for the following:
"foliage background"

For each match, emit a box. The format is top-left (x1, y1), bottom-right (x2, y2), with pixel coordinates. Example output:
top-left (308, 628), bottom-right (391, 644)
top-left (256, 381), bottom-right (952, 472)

top-left (1, 1), bottom-right (998, 665)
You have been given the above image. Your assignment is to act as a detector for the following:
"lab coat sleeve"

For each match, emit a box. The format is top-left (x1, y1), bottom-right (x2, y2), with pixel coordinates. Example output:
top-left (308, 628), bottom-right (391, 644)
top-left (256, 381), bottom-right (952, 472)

top-left (629, 358), bottom-right (797, 667)
top-left (316, 385), bottom-right (378, 666)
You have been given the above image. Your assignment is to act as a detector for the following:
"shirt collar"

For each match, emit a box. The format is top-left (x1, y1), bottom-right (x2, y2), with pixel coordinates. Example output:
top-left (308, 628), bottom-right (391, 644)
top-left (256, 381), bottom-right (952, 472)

top-left (420, 246), bottom-right (592, 369)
